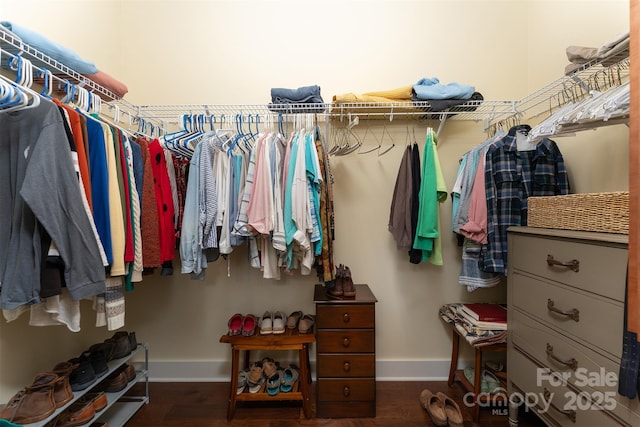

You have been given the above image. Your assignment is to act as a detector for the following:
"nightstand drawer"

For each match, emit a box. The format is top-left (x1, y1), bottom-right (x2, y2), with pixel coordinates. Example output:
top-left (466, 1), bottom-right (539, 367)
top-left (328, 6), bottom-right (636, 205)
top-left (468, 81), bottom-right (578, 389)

top-left (510, 233), bottom-right (626, 302)
top-left (317, 354), bottom-right (375, 377)
top-left (511, 271), bottom-right (623, 358)
top-left (317, 330), bottom-right (375, 353)
top-left (316, 305), bottom-right (375, 329)
top-left (317, 378), bottom-right (376, 401)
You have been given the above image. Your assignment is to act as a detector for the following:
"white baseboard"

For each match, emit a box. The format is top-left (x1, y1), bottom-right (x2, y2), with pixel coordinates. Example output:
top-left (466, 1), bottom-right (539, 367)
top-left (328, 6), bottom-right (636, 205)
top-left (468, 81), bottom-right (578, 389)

top-left (138, 359), bottom-right (472, 382)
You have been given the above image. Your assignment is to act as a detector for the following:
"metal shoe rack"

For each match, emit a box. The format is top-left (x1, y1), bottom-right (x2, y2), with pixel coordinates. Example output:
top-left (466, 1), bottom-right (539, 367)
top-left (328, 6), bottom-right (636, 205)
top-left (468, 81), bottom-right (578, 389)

top-left (25, 343), bottom-right (149, 427)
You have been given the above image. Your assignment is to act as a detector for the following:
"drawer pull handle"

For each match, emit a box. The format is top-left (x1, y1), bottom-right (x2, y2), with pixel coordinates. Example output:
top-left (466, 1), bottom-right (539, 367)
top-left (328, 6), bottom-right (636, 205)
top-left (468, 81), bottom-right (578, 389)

top-left (543, 388), bottom-right (576, 423)
top-left (547, 254), bottom-right (579, 272)
top-left (546, 343), bottom-right (578, 370)
top-left (547, 299), bottom-right (580, 322)
top-left (343, 362), bottom-right (351, 372)
top-left (343, 313), bottom-right (350, 323)
top-left (343, 337), bottom-right (350, 347)
top-left (343, 386), bottom-right (351, 397)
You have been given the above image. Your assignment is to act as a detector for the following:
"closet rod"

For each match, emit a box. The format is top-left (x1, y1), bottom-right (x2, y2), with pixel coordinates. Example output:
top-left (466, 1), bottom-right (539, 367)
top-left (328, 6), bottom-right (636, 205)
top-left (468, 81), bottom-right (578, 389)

top-left (135, 100), bottom-right (518, 125)
top-left (488, 52), bottom-right (630, 133)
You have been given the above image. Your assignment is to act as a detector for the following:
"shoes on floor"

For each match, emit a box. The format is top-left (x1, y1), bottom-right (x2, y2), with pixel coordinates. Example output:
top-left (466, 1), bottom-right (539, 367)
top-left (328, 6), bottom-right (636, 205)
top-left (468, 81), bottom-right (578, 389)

top-left (419, 389), bottom-right (447, 427)
top-left (437, 392), bottom-right (464, 427)
top-left (464, 367), bottom-right (502, 393)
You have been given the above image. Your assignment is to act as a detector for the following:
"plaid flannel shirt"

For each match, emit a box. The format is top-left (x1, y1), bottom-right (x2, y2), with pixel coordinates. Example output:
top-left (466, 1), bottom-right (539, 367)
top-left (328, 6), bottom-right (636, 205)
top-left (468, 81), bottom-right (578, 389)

top-left (481, 128), bottom-right (569, 274)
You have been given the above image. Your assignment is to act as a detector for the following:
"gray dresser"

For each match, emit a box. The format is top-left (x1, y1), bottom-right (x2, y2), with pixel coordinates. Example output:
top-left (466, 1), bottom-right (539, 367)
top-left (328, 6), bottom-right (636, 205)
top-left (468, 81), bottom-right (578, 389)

top-left (507, 227), bottom-right (640, 426)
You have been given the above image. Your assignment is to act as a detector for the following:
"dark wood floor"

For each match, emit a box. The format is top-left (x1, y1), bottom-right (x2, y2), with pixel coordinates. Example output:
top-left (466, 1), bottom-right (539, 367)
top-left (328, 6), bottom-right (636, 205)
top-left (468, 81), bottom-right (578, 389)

top-left (124, 381), bottom-right (546, 426)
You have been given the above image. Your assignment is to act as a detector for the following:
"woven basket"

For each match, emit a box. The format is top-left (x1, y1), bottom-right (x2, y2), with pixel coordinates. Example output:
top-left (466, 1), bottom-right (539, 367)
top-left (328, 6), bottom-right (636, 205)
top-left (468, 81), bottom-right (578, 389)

top-left (527, 191), bottom-right (629, 234)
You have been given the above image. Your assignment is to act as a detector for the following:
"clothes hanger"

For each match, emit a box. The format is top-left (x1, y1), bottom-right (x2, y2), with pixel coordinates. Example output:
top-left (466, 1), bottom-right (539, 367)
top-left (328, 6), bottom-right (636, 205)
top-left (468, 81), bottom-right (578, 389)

top-left (377, 118), bottom-right (395, 156)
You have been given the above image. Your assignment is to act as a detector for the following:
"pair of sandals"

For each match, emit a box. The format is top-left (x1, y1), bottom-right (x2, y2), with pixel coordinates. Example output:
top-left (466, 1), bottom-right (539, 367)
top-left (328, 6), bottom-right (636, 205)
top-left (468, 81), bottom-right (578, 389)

top-left (227, 313), bottom-right (257, 337)
top-left (262, 359), bottom-right (300, 396)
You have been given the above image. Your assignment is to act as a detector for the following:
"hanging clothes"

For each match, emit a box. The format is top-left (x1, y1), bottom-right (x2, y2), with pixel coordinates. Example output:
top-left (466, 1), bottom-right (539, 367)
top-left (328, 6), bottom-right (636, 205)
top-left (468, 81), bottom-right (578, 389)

top-left (388, 145), bottom-right (414, 251)
top-left (0, 99), bottom-right (106, 312)
top-left (480, 124), bottom-right (570, 275)
top-left (412, 129), bottom-right (447, 265)
top-left (177, 118), bottom-right (335, 282)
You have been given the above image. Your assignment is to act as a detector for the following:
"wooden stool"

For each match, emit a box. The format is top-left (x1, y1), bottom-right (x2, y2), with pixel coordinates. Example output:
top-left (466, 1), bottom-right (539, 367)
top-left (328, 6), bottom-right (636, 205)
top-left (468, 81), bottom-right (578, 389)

top-left (219, 328), bottom-right (315, 420)
top-left (447, 326), bottom-right (507, 422)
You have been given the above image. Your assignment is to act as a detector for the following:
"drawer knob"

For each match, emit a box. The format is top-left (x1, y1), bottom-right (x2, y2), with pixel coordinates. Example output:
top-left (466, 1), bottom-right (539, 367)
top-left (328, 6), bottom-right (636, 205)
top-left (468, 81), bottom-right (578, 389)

top-left (343, 386), bottom-right (351, 397)
top-left (343, 313), bottom-right (350, 323)
top-left (546, 254), bottom-right (579, 272)
top-left (543, 388), bottom-right (576, 423)
top-left (343, 337), bottom-right (350, 347)
top-left (547, 299), bottom-right (580, 322)
top-left (343, 361), bottom-right (351, 372)
top-left (546, 343), bottom-right (578, 370)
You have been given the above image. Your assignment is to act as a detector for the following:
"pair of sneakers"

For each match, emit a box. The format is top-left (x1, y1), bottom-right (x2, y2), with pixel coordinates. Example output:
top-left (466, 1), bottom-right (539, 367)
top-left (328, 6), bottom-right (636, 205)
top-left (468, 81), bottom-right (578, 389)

top-left (259, 311), bottom-right (285, 335)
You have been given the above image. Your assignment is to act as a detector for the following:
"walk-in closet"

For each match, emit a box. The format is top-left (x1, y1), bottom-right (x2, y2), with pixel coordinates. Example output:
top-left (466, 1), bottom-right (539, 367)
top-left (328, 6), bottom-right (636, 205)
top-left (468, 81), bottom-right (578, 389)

top-left (0, 1), bottom-right (636, 426)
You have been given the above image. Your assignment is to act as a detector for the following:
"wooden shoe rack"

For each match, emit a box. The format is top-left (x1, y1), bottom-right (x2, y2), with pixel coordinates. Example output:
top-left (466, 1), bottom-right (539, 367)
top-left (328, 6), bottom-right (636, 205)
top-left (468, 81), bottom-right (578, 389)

top-left (219, 329), bottom-right (315, 420)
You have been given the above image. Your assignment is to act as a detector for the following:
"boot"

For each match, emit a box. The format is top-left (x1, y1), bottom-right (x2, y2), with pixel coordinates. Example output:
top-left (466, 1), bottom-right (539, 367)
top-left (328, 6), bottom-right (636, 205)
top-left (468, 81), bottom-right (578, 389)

top-left (327, 265), bottom-right (344, 298)
top-left (0, 373), bottom-right (57, 424)
top-left (51, 362), bottom-right (74, 408)
top-left (342, 266), bottom-right (356, 299)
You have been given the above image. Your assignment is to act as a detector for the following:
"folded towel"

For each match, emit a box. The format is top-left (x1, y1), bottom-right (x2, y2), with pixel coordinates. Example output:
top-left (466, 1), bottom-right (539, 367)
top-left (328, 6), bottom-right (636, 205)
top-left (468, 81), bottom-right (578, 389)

top-left (83, 70), bottom-right (128, 98)
top-left (270, 85), bottom-right (323, 104)
top-left (412, 91), bottom-right (484, 113)
top-left (333, 85), bottom-right (412, 104)
top-left (412, 77), bottom-right (475, 100)
top-left (1, 20), bottom-right (98, 74)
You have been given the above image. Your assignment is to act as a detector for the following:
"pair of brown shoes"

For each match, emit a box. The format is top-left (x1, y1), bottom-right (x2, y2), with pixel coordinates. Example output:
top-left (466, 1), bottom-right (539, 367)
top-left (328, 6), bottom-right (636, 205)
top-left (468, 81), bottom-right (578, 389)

top-left (419, 389), bottom-right (463, 427)
top-left (326, 264), bottom-right (356, 299)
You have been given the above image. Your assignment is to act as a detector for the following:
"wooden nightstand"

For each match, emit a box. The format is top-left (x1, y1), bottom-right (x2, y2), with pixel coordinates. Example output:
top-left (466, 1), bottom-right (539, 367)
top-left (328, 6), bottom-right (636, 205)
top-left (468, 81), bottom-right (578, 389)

top-left (313, 284), bottom-right (378, 418)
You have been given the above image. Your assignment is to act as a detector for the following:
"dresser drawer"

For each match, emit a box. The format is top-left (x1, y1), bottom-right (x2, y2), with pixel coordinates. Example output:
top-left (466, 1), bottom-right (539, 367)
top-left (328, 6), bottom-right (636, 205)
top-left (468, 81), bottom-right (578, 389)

top-left (316, 305), bottom-right (375, 329)
top-left (511, 271), bottom-right (623, 358)
top-left (317, 378), bottom-right (376, 402)
top-left (511, 310), bottom-right (640, 425)
top-left (317, 354), bottom-right (375, 378)
top-left (510, 233), bottom-right (626, 302)
top-left (509, 348), bottom-right (624, 426)
top-left (317, 330), bottom-right (375, 353)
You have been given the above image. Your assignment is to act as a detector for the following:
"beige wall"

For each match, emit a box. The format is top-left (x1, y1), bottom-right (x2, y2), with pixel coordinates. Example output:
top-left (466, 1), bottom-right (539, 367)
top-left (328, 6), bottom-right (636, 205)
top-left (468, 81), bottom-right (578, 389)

top-left (0, 0), bottom-right (630, 401)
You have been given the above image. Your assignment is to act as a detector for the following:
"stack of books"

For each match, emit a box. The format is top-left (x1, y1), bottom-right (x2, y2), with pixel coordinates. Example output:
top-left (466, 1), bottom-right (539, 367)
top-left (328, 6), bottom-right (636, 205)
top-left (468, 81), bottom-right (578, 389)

top-left (457, 303), bottom-right (507, 331)
top-left (439, 302), bottom-right (508, 347)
